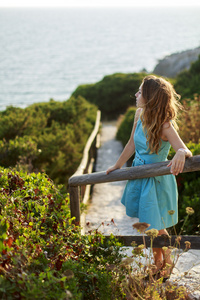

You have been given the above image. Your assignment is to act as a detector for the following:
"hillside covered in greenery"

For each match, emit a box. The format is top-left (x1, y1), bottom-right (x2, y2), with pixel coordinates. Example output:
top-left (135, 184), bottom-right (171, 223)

top-left (72, 72), bottom-right (146, 120)
top-left (174, 54), bottom-right (200, 99)
top-left (0, 96), bottom-right (97, 186)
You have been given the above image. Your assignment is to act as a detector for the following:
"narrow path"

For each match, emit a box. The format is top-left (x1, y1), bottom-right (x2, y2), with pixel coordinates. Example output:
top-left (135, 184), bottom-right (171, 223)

top-left (85, 123), bottom-right (140, 236)
top-left (85, 122), bottom-right (200, 298)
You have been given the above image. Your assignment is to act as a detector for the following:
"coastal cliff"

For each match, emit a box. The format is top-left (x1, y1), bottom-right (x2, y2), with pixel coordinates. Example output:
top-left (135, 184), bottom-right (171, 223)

top-left (153, 47), bottom-right (200, 77)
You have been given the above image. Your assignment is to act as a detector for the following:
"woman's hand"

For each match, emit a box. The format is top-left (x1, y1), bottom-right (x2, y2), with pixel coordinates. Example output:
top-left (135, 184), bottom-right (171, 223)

top-left (167, 149), bottom-right (186, 175)
top-left (106, 165), bottom-right (120, 175)
top-left (162, 122), bottom-right (193, 176)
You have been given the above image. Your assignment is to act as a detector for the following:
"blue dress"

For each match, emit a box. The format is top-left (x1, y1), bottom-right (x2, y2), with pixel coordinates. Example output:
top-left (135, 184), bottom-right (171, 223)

top-left (121, 118), bottom-right (178, 230)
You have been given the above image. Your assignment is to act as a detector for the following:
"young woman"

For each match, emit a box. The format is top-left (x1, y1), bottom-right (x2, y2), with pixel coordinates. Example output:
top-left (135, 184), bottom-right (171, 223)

top-left (106, 75), bottom-right (192, 276)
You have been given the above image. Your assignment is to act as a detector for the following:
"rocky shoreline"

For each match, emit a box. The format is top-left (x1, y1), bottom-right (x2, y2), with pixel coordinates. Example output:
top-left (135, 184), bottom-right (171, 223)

top-left (153, 46), bottom-right (200, 77)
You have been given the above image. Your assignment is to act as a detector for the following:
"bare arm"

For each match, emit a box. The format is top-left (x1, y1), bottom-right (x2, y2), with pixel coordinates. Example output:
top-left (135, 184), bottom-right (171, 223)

top-left (162, 122), bottom-right (192, 175)
top-left (106, 108), bottom-right (142, 174)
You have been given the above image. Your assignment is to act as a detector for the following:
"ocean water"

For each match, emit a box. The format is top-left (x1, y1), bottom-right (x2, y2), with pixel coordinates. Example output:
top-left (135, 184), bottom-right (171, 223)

top-left (0, 6), bottom-right (200, 111)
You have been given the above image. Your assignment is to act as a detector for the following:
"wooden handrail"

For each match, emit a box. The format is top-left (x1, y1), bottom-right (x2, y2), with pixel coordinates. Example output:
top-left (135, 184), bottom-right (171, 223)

top-left (69, 155), bottom-right (200, 187)
top-left (73, 110), bottom-right (101, 177)
top-left (69, 110), bottom-right (101, 230)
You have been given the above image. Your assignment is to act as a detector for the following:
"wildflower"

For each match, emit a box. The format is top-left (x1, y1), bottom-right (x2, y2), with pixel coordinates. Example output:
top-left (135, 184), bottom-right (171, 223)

top-left (186, 207), bottom-right (194, 216)
top-left (168, 210), bottom-right (175, 215)
top-left (121, 257), bottom-right (134, 266)
top-left (131, 241), bottom-right (137, 247)
top-left (138, 244), bottom-right (145, 250)
top-left (148, 264), bottom-right (158, 274)
top-left (138, 262), bottom-right (144, 268)
top-left (132, 222), bottom-right (150, 233)
top-left (162, 246), bottom-right (168, 252)
top-left (132, 244), bottom-right (145, 255)
top-left (185, 241), bottom-right (191, 250)
top-left (175, 236), bottom-right (181, 243)
top-left (165, 263), bottom-right (173, 268)
top-left (145, 229), bottom-right (159, 239)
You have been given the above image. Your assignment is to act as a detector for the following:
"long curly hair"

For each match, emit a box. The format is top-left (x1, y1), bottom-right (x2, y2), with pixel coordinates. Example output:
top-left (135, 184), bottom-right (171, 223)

top-left (140, 75), bottom-right (182, 154)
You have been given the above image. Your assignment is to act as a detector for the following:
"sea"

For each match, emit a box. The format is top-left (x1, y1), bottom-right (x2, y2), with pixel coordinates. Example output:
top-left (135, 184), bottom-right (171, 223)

top-left (0, 6), bottom-right (200, 111)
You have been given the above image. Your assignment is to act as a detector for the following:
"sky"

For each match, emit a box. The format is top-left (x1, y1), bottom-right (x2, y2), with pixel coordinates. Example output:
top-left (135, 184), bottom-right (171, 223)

top-left (1, 0), bottom-right (200, 7)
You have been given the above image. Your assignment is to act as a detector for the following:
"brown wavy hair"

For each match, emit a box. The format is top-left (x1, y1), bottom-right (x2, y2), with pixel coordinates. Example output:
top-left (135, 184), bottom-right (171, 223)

top-left (140, 75), bottom-right (182, 154)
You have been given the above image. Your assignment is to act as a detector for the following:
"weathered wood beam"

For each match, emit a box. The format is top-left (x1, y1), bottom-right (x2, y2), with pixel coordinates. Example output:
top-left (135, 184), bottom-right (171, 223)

top-left (69, 111), bottom-right (101, 224)
top-left (73, 110), bottom-right (101, 176)
top-left (69, 155), bottom-right (200, 187)
top-left (104, 235), bottom-right (200, 249)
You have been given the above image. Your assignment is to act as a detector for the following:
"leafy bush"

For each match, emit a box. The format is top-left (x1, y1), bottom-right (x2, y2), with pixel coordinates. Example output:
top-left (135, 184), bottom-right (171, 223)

top-left (177, 95), bottom-right (200, 144)
top-left (72, 72), bottom-right (146, 120)
top-left (0, 136), bottom-right (38, 168)
top-left (116, 106), bottom-right (137, 147)
top-left (0, 168), bottom-right (193, 298)
top-left (169, 97), bottom-right (200, 234)
top-left (174, 55), bottom-right (200, 99)
top-left (0, 96), bottom-right (97, 185)
top-left (168, 142), bottom-right (200, 235)
top-left (0, 168), bottom-right (124, 299)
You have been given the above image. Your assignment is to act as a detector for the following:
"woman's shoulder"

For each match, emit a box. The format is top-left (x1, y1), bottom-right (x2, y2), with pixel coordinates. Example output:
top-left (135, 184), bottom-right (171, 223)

top-left (162, 121), bottom-right (171, 130)
top-left (133, 108), bottom-right (142, 125)
top-left (134, 108), bottom-right (142, 121)
top-left (161, 121), bottom-right (177, 141)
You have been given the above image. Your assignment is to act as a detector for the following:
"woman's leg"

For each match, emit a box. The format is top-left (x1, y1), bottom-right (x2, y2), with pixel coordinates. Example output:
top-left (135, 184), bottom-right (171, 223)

top-left (152, 229), bottom-right (169, 271)
top-left (153, 247), bottom-right (163, 271)
top-left (152, 229), bottom-right (173, 277)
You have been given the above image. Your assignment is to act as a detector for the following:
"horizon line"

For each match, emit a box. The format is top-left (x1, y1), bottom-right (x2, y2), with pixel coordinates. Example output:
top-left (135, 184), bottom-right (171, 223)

top-left (1, 5), bottom-right (200, 8)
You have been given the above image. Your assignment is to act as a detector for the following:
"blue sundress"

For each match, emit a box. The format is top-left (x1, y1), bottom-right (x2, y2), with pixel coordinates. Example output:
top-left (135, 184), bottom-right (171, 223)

top-left (121, 118), bottom-right (178, 230)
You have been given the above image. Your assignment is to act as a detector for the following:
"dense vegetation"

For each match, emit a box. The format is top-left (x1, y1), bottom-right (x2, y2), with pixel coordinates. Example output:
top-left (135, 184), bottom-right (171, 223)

top-left (116, 107), bottom-right (137, 148)
top-left (0, 168), bottom-right (126, 299)
top-left (72, 72), bottom-right (146, 120)
top-left (174, 55), bottom-right (200, 99)
top-left (0, 96), bottom-right (97, 186)
top-left (116, 56), bottom-right (200, 235)
top-left (0, 168), bottom-right (192, 299)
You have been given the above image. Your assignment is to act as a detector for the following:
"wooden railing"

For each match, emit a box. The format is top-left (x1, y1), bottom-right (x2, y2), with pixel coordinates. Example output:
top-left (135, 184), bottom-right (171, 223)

top-left (69, 110), bottom-right (101, 231)
top-left (68, 113), bottom-right (200, 249)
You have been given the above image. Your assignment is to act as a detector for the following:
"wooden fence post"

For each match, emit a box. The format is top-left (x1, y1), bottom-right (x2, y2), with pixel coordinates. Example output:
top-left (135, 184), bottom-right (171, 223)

top-left (69, 186), bottom-right (80, 225)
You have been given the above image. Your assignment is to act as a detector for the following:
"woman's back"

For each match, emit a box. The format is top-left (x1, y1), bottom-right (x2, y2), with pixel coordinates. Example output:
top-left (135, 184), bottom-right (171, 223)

top-left (134, 118), bottom-right (171, 165)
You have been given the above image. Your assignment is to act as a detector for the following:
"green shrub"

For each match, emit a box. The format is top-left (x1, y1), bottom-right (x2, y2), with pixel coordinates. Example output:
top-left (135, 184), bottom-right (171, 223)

top-left (177, 95), bottom-right (200, 144)
top-left (174, 55), bottom-right (200, 99)
top-left (0, 136), bottom-right (38, 167)
top-left (0, 168), bottom-right (193, 298)
top-left (0, 105), bottom-right (48, 140)
top-left (116, 106), bottom-right (137, 146)
top-left (0, 168), bottom-right (124, 299)
top-left (0, 96), bottom-right (97, 185)
top-left (168, 142), bottom-right (200, 235)
top-left (72, 72), bottom-right (146, 120)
